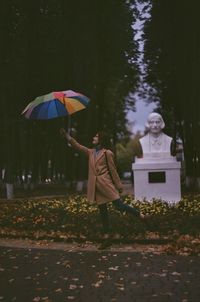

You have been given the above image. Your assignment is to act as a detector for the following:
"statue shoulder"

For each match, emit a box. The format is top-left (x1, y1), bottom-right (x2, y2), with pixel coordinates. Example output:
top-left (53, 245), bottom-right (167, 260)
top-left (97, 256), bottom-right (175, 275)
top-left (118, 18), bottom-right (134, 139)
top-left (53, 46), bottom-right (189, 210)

top-left (139, 134), bottom-right (149, 144)
top-left (163, 133), bottom-right (173, 143)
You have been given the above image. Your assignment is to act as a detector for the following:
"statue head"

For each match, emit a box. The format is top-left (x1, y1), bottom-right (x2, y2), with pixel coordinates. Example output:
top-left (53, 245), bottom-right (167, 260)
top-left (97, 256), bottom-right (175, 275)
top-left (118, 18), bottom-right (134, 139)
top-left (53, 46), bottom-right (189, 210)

top-left (145, 112), bottom-right (165, 135)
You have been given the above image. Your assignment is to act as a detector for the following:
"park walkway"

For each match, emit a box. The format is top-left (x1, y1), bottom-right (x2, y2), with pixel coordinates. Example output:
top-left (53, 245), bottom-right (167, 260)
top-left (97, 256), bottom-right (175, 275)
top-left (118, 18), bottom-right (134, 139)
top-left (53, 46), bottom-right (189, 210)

top-left (0, 239), bottom-right (200, 302)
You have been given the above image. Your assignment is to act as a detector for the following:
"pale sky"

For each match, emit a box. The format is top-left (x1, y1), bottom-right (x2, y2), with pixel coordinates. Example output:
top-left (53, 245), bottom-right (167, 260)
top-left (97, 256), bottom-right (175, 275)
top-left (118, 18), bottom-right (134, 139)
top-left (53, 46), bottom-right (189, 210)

top-left (127, 99), bottom-right (157, 133)
top-left (127, 1), bottom-right (157, 134)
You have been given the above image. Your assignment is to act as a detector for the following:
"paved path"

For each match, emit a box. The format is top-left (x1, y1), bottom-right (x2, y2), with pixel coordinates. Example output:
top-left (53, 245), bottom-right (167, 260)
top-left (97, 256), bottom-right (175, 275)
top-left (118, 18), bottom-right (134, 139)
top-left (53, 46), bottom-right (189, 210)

top-left (0, 241), bottom-right (200, 302)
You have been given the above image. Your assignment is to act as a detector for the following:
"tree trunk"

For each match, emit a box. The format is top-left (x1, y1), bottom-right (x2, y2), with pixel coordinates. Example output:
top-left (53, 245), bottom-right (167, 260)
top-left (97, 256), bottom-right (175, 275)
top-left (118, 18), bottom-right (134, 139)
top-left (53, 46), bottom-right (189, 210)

top-left (6, 183), bottom-right (14, 200)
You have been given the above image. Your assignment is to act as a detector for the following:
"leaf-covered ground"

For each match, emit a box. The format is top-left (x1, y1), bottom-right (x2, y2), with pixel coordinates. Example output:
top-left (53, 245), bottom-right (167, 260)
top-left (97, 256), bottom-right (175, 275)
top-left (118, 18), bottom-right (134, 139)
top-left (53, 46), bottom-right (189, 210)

top-left (0, 194), bottom-right (200, 254)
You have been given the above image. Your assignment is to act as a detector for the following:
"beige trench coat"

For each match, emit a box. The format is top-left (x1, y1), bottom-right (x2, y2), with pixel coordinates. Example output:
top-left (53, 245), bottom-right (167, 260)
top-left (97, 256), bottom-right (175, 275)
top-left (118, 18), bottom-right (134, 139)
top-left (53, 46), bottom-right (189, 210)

top-left (69, 137), bottom-right (123, 205)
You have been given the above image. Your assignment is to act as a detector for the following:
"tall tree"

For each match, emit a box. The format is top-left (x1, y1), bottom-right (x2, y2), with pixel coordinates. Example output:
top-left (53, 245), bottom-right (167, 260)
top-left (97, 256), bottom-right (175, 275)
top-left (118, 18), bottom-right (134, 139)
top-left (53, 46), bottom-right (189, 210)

top-left (142, 0), bottom-right (200, 190)
top-left (0, 0), bottom-right (140, 197)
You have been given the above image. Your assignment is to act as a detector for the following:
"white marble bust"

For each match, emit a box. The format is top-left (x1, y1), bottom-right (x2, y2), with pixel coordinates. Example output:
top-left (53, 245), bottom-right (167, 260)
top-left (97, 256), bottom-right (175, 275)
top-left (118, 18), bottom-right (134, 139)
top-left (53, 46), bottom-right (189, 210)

top-left (139, 113), bottom-right (173, 158)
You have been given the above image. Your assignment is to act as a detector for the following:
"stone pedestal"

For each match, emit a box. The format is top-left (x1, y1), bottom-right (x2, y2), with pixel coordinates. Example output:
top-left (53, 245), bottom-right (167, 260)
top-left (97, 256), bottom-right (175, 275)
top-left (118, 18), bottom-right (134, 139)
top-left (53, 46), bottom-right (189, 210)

top-left (132, 153), bottom-right (181, 203)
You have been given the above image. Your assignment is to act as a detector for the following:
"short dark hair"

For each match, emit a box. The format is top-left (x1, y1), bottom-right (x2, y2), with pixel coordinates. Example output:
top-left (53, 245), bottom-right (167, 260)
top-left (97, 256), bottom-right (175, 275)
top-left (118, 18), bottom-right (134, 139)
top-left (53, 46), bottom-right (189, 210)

top-left (97, 131), bottom-right (112, 149)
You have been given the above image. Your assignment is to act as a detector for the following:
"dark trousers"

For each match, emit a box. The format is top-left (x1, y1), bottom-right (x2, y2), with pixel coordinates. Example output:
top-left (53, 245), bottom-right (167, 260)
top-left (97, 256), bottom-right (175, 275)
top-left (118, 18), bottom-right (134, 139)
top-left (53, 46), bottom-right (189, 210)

top-left (98, 199), bottom-right (140, 234)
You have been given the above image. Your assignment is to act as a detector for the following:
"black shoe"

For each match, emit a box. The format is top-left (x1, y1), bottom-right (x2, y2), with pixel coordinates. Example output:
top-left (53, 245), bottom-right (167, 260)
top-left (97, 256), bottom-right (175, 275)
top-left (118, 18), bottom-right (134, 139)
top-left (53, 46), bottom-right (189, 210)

top-left (98, 239), bottom-right (112, 250)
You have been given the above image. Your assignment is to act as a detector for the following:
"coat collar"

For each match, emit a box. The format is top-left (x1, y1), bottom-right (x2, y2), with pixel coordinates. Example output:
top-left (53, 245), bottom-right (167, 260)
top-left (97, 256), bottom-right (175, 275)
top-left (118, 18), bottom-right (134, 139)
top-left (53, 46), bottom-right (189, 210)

top-left (93, 148), bottom-right (106, 164)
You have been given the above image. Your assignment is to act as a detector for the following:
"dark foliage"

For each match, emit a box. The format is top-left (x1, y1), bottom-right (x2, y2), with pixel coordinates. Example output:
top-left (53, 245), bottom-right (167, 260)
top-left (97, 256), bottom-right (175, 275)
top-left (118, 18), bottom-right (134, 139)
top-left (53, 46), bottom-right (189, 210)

top-left (142, 0), bottom-right (200, 187)
top-left (0, 0), bottom-right (139, 190)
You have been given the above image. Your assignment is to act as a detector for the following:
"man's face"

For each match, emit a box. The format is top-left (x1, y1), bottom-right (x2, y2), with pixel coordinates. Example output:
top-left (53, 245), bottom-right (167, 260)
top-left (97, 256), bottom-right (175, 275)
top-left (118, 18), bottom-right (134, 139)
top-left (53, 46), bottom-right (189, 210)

top-left (92, 134), bottom-right (99, 145)
top-left (148, 117), bottom-right (162, 134)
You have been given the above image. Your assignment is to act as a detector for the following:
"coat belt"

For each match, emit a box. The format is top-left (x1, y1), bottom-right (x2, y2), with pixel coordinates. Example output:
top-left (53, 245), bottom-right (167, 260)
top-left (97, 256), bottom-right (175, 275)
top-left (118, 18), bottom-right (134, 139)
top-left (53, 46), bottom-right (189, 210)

top-left (94, 171), bottom-right (108, 177)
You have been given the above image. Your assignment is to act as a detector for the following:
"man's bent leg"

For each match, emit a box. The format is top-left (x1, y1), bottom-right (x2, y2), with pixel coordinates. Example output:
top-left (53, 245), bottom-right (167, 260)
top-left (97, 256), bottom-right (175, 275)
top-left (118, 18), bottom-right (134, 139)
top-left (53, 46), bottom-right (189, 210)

top-left (112, 199), bottom-right (140, 216)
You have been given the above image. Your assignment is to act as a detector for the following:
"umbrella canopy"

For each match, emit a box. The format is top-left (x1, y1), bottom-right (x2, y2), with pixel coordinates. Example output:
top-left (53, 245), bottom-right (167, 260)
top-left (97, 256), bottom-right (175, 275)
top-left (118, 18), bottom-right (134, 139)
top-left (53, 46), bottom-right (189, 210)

top-left (22, 90), bottom-right (90, 120)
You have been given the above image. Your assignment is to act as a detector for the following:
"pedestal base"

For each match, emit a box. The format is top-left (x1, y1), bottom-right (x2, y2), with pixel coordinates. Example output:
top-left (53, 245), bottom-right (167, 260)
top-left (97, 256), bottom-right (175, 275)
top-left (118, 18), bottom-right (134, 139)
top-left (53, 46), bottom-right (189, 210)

top-left (132, 160), bottom-right (181, 203)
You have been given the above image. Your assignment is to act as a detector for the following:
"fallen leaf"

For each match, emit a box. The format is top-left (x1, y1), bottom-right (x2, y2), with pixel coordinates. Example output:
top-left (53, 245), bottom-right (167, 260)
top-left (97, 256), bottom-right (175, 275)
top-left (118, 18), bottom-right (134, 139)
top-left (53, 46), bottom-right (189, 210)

top-left (55, 288), bottom-right (62, 293)
top-left (33, 297), bottom-right (41, 302)
top-left (171, 271), bottom-right (181, 276)
top-left (69, 285), bottom-right (77, 290)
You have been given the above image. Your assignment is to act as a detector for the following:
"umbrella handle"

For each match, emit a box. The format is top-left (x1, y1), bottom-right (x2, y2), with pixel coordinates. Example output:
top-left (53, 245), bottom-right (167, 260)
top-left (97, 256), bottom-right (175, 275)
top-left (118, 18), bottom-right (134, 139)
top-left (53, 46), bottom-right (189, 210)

top-left (67, 116), bottom-right (71, 147)
top-left (67, 116), bottom-right (71, 135)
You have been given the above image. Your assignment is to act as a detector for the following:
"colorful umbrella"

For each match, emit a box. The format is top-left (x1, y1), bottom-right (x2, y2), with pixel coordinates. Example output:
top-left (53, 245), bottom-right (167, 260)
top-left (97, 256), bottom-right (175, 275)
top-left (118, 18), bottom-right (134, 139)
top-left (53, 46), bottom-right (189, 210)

top-left (22, 90), bottom-right (90, 120)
